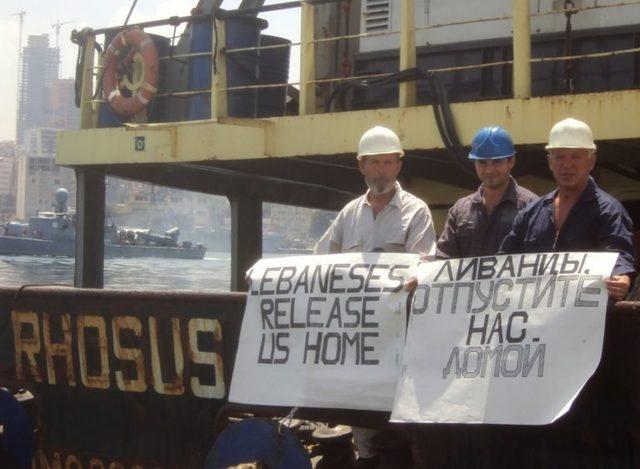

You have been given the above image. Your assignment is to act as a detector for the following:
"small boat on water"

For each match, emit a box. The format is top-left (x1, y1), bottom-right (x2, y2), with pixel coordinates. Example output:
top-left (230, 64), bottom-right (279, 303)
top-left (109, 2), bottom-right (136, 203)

top-left (0, 189), bottom-right (206, 260)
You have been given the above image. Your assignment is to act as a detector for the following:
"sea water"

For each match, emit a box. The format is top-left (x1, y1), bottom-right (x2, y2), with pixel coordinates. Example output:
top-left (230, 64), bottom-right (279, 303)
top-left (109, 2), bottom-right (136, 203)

top-left (0, 252), bottom-right (233, 291)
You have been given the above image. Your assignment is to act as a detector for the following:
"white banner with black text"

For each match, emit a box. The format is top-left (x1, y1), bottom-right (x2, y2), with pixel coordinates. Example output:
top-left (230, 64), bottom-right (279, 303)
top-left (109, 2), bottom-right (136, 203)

top-left (391, 251), bottom-right (617, 425)
top-left (230, 252), bottom-right (419, 411)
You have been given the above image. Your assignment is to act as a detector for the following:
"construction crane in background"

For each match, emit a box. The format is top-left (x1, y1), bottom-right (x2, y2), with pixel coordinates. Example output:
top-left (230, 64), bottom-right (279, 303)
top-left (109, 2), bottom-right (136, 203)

top-left (12, 10), bottom-right (26, 138)
top-left (12, 10), bottom-right (26, 73)
top-left (11, 10), bottom-right (26, 45)
top-left (52, 20), bottom-right (73, 49)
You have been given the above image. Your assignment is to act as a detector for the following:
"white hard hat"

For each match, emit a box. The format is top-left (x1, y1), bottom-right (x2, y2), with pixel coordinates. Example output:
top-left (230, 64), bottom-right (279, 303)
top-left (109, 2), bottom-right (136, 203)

top-left (357, 126), bottom-right (404, 159)
top-left (545, 118), bottom-right (596, 150)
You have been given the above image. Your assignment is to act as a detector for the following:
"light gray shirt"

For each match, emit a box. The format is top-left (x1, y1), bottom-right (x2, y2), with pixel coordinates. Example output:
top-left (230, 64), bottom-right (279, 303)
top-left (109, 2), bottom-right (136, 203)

top-left (314, 182), bottom-right (436, 256)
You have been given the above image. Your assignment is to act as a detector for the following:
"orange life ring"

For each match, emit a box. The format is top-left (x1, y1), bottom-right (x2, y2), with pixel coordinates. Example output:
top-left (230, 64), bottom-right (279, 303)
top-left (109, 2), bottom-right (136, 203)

top-left (102, 28), bottom-right (159, 117)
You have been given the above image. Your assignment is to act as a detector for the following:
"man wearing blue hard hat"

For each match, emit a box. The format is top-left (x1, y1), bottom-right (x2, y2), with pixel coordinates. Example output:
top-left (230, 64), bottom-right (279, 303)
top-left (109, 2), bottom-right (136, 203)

top-left (437, 126), bottom-right (537, 259)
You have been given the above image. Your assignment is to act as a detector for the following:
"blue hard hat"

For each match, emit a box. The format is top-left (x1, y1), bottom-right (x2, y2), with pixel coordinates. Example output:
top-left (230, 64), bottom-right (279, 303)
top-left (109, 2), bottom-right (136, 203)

top-left (468, 126), bottom-right (515, 159)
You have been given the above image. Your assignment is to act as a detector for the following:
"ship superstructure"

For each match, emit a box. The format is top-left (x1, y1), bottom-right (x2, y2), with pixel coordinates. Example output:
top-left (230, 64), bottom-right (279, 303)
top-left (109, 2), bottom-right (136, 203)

top-left (56, 0), bottom-right (640, 288)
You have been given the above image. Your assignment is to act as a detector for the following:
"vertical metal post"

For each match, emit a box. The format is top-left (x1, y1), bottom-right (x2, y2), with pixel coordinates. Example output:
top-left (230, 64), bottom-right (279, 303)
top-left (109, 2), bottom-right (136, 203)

top-left (74, 169), bottom-right (105, 288)
top-left (93, 52), bottom-right (104, 128)
top-left (14, 10), bottom-right (26, 140)
top-left (399, 0), bottom-right (417, 107)
top-left (230, 196), bottom-right (262, 292)
top-left (513, 0), bottom-right (532, 98)
top-left (299, 1), bottom-right (316, 115)
top-left (79, 32), bottom-right (96, 129)
top-left (212, 16), bottom-right (228, 119)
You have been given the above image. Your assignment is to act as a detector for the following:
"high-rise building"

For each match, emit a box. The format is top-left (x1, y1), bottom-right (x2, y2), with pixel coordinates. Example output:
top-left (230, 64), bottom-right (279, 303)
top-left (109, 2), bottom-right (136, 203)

top-left (16, 35), bottom-right (60, 144)
top-left (0, 142), bottom-right (17, 196)
top-left (47, 79), bottom-right (80, 130)
top-left (16, 128), bottom-right (75, 219)
top-left (0, 141), bottom-right (18, 219)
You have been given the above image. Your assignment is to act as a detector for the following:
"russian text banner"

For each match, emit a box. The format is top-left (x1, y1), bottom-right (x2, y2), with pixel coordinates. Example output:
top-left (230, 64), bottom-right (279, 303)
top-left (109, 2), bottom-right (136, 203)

top-left (391, 252), bottom-right (617, 425)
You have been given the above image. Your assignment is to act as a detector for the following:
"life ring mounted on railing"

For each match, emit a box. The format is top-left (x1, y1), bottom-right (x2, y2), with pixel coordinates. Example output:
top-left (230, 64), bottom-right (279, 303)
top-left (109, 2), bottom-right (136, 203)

top-left (102, 28), bottom-right (159, 117)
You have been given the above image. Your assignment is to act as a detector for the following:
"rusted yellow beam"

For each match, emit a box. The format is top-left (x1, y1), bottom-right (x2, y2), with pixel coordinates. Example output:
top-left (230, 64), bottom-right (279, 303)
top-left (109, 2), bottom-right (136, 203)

top-left (398, 0), bottom-right (417, 107)
top-left (80, 33), bottom-right (96, 129)
top-left (57, 90), bottom-right (640, 165)
top-left (58, 120), bottom-right (265, 164)
top-left (93, 52), bottom-right (104, 129)
top-left (212, 17), bottom-right (228, 119)
top-left (299, 1), bottom-right (316, 115)
top-left (512, 0), bottom-right (532, 98)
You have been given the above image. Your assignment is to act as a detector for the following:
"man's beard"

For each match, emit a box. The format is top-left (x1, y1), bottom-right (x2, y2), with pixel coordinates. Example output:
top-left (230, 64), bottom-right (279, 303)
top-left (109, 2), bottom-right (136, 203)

top-left (366, 178), bottom-right (396, 196)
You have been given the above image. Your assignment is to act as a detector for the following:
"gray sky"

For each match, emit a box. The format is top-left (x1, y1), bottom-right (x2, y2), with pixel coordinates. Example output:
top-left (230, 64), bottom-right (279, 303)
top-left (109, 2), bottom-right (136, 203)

top-left (0, 0), bottom-right (299, 141)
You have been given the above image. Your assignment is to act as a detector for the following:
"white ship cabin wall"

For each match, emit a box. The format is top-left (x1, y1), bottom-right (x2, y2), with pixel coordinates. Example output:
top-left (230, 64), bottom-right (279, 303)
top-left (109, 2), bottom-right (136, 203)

top-left (360, 0), bottom-right (640, 52)
top-left (353, 0), bottom-right (640, 105)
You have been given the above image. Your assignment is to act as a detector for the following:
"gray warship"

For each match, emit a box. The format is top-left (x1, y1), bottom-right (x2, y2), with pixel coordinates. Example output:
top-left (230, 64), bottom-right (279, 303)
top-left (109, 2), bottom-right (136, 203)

top-left (0, 189), bottom-right (206, 259)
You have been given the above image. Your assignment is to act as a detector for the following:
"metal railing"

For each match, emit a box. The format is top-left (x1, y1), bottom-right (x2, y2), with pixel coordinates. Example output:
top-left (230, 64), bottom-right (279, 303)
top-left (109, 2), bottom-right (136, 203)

top-left (77, 0), bottom-right (640, 128)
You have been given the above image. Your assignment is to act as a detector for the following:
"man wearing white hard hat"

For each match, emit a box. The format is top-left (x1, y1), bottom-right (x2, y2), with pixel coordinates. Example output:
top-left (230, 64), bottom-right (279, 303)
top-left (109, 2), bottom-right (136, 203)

top-left (315, 125), bottom-right (436, 468)
top-left (315, 125), bottom-right (436, 257)
top-left (500, 117), bottom-right (635, 300)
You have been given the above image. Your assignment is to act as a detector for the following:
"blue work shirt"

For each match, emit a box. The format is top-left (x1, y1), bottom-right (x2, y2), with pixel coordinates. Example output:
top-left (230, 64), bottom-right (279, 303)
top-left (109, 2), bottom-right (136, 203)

top-left (437, 177), bottom-right (537, 259)
top-left (500, 177), bottom-right (636, 277)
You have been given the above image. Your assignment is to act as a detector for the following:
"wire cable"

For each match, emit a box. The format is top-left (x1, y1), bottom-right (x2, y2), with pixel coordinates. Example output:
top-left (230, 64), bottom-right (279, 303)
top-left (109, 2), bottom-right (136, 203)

top-left (324, 67), bottom-right (474, 175)
top-left (124, 0), bottom-right (139, 26)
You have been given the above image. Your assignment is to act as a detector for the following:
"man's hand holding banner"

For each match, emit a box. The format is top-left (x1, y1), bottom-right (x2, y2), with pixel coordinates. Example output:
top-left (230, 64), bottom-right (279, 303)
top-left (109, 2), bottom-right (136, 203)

top-left (231, 252), bottom-right (617, 425)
